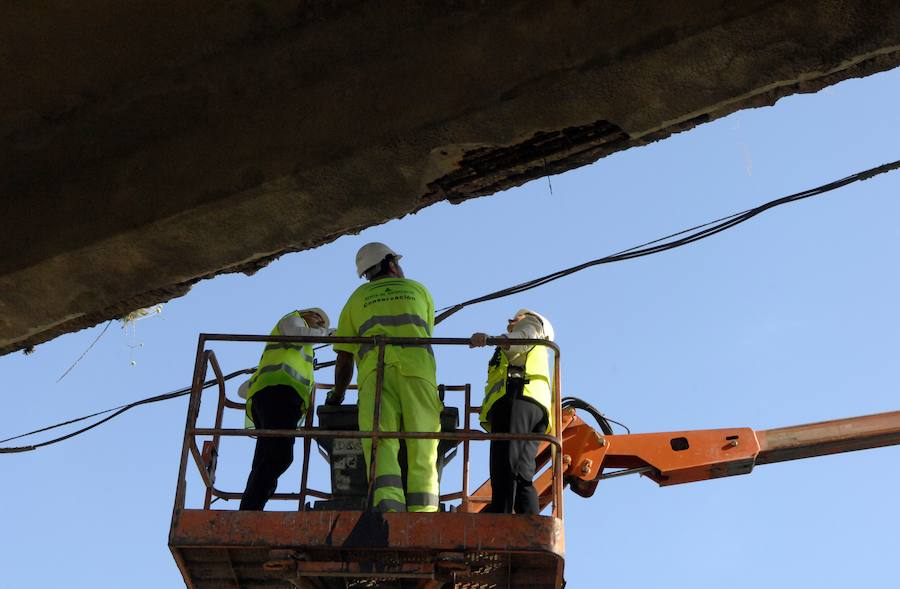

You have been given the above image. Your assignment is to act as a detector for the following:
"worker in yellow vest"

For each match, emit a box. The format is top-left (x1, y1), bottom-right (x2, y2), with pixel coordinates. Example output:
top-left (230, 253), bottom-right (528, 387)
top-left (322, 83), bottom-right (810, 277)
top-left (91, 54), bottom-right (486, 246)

top-left (237, 308), bottom-right (332, 511)
top-left (331, 242), bottom-right (442, 513)
top-left (470, 309), bottom-right (554, 514)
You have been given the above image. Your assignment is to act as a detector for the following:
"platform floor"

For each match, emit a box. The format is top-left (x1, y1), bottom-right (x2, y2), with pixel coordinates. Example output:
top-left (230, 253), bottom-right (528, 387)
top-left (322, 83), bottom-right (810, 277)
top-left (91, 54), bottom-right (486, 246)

top-left (170, 510), bottom-right (565, 589)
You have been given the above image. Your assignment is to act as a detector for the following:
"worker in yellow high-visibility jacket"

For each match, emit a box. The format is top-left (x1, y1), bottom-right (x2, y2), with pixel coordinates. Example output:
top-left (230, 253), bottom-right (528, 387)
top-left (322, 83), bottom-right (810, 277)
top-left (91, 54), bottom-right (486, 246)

top-left (470, 309), bottom-right (554, 514)
top-left (237, 308), bottom-right (332, 510)
top-left (331, 242), bottom-right (442, 513)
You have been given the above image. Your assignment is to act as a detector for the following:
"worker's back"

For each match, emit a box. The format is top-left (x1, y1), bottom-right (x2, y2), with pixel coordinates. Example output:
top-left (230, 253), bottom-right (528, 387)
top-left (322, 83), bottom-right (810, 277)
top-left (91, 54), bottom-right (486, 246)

top-left (334, 276), bottom-right (436, 385)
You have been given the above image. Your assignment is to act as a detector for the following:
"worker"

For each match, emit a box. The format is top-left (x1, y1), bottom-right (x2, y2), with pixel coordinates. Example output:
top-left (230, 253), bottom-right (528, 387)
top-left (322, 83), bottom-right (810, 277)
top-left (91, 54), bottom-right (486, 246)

top-left (237, 308), bottom-right (332, 511)
top-left (330, 242), bottom-right (442, 513)
top-left (470, 309), bottom-right (554, 514)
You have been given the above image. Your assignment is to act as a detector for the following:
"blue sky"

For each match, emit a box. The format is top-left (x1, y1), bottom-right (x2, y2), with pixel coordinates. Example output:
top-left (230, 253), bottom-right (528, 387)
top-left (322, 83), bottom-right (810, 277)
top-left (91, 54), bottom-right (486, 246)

top-left (2, 68), bottom-right (899, 588)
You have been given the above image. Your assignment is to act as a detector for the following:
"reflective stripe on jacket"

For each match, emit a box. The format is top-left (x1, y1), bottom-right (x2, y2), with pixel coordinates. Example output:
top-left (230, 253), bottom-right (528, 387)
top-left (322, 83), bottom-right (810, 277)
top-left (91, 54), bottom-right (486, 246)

top-left (333, 278), bottom-right (436, 387)
top-left (479, 344), bottom-right (553, 433)
top-left (244, 311), bottom-right (315, 428)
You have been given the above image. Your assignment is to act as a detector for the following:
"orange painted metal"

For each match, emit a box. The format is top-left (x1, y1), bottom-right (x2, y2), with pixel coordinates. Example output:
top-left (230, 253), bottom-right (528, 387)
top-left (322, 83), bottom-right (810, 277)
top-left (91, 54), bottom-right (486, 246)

top-left (507, 410), bottom-right (900, 504)
top-left (462, 409), bottom-right (581, 513)
top-left (172, 332), bottom-right (900, 589)
top-left (171, 510), bottom-right (564, 555)
top-left (170, 510), bottom-right (565, 589)
top-left (176, 334), bottom-right (563, 513)
top-left (518, 415), bottom-right (758, 504)
top-left (171, 333), bottom-right (567, 589)
top-left (757, 410), bottom-right (900, 464)
top-left (595, 426), bottom-right (759, 485)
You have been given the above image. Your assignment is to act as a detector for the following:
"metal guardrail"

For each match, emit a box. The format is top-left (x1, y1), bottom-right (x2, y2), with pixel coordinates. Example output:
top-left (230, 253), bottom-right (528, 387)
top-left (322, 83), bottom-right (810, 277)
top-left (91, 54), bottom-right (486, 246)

top-left (172, 333), bottom-right (564, 518)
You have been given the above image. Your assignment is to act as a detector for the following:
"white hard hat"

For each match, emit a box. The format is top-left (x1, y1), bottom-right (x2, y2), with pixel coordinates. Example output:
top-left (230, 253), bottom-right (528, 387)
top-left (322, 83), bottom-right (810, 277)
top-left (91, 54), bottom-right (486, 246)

top-left (514, 308), bottom-right (555, 342)
top-left (355, 242), bottom-right (402, 278)
top-left (298, 307), bottom-right (330, 328)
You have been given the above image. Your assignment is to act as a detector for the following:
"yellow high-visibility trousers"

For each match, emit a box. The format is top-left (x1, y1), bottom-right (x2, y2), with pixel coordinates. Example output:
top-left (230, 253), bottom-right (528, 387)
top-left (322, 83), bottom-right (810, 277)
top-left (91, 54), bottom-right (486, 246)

top-left (358, 366), bottom-right (442, 512)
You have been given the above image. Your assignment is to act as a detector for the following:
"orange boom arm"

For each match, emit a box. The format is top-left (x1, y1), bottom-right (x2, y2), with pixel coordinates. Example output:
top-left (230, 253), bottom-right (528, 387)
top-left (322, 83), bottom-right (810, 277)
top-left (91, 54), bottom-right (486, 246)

top-left (464, 409), bottom-right (900, 511)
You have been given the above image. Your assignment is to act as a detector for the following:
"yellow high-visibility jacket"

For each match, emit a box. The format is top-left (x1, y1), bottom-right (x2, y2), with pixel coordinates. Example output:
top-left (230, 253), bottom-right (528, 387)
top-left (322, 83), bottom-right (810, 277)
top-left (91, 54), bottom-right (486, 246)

top-left (480, 344), bottom-right (552, 433)
top-left (244, 311), bottom-right (316, 428)
top-left (333, 277), bottom-right (436, 387)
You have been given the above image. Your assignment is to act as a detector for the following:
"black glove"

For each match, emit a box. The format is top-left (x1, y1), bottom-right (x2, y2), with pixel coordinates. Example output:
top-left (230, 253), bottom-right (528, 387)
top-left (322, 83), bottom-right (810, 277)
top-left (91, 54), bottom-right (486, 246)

top-left (324, 389), bottom-right (345, 406)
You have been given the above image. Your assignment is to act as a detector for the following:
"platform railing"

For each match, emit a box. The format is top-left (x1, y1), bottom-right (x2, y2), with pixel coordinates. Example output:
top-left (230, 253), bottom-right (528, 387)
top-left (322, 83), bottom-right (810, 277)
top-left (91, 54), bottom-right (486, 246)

top-left (172, 333), bottom-right (564, 518)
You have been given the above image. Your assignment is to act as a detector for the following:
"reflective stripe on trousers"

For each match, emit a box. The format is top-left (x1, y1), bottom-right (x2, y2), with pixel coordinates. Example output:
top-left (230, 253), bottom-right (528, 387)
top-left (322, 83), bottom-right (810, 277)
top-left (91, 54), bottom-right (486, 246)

top-left (372, 477), bottom-right (438, 512)
top-left (406, 492), bottom-right (439, 511)
top-left (373, 475), bottom-right (406, 512)
top-left (375, 498), bottom-right (407, 513)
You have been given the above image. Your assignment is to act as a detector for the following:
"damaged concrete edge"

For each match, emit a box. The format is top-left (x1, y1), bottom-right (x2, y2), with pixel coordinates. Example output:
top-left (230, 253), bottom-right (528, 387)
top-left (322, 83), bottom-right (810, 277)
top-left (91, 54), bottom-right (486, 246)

top-left (6, 51), bottom-right (900, 357)
top-left (646, 43), bottom-right (900, 146)
top-left (421, 46), bottom-right (900, 207)
top-left (0, 217), bottom-right (382, 357)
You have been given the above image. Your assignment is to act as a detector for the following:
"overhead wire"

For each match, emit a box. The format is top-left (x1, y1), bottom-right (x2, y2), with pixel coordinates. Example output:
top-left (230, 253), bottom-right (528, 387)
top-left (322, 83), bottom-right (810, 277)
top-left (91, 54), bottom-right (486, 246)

top-left (434, 158), bottom-right (900, 323)
top-left (0, 367), bottom-right (253, 453)
top-left (3, 159), bottom-right (898, 452)
top-left (55, 320), bottom-right (114, 382)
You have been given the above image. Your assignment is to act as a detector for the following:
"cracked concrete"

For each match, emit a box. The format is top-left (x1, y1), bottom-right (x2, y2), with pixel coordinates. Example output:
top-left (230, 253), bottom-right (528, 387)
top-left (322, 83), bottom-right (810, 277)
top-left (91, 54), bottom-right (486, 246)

top-left (3, 0), bottom-right (900, 355)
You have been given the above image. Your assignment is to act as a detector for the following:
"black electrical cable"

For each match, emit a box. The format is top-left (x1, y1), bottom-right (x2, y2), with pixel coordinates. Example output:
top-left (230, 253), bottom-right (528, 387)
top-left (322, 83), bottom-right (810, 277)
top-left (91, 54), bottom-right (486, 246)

top-left (434, 159), bottom-right (900, 323)
top-left (561, 396), bottom-right (627, 435)
top-left (602, 416), bottom-right (631, 435)
top-left (0, 367), bottom-right (253, 453)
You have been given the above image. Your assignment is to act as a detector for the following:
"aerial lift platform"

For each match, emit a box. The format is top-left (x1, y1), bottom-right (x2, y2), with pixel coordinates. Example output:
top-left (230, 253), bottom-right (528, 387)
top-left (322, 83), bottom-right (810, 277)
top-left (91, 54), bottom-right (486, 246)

top-left (169, 333), bottom-right (900, 589)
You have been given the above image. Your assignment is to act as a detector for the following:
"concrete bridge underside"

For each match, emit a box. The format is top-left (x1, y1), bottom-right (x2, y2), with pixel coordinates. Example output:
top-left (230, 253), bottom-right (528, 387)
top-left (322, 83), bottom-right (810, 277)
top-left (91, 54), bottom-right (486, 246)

top-left (3, 0), bottom-right (900, 355)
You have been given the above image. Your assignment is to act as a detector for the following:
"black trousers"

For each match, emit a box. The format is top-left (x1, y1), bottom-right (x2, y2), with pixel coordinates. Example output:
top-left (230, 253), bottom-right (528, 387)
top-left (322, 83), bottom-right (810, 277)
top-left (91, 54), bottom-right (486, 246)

top-left (239, 385), bottom-right (304, 511)
top-left (485, 380), bottom-right (549, 515)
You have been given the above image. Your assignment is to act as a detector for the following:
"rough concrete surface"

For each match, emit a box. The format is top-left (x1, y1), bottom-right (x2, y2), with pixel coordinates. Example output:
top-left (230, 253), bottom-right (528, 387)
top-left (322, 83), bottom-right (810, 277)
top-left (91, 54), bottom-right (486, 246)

top-left (2, 0), bottom-right (900, 355)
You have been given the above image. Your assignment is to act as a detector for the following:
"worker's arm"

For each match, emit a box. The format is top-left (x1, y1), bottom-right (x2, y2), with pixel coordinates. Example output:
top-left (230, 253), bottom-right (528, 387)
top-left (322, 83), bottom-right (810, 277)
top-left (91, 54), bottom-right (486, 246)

top-left (328, 351), bottom-right (354, 405)
top-left (329, 298), bottom-right (357, 406)
top-left (469, 332), bottom-right (508, 348)
top-left (237, 380), bottom-right (251, 399)
top-left (503, 314), bottom-right (544, 355)
top-left (278, 314), bottom-right (333, 337)
top-left (469, 315), bottom-right (544, 355)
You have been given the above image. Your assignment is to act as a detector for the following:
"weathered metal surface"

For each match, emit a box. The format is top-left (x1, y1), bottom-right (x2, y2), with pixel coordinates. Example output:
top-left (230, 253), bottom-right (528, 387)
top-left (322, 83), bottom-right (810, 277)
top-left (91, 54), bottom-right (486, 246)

top-left (173, 332), bottom-right (900, 588)
top-left (467, 412), bottom-right (761, 505)
top-left (599, 427), bottom-right (761, 486)
top-left (176, 335), bottom-right (563, 515)
top-left (509, 410), bottom-right (900, 502)
top-left (172, 510), bottom-right (564, 553)
top-left (191, 427), bottom-right (560, 443)
top-left (757, 410), bottom-right (900, 464)
top-left (170, 510), bottom-right (565, 589)
top-left (172, 335), bottom-right (567, 588)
